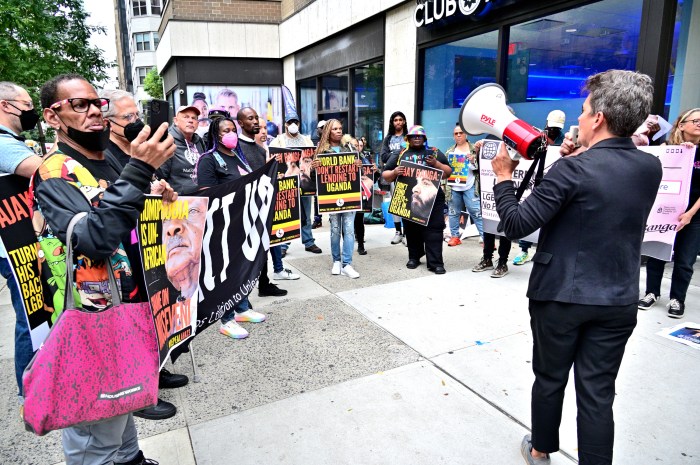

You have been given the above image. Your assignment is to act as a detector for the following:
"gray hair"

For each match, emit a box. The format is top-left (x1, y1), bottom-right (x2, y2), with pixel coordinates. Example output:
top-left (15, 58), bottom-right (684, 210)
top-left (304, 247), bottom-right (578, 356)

top-left (99, 89), bottom-right (135, 118)
top-left (0, 81), bottom-right (22, 100)
top-left (584, 70), bottom-right (653, 137)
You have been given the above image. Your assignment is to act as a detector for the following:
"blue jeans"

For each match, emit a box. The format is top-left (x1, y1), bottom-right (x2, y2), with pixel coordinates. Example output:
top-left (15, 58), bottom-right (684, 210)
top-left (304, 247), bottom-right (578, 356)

top-left (0, 256), bottom-right (34, 400)
top-left (448, 186), bottom-right (483, 238)
top-left (330, 212), bottom-right (355, 265)
top-left (300, 196), bottom-right (316, 248)
top-left (222, 297), bottom-right (251, 323)
top-left (270, 246), bottom-right (283, 273)
top-left (645, 219), bottom-right (700, 302)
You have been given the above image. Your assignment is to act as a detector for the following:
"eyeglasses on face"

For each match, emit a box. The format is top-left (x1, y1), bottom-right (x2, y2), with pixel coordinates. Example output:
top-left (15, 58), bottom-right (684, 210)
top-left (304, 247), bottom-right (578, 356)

top-left (681, 118), bottom-right (700, 127)
top-left (50, 98), bottom-right (110, 113)
top-left (454, 131), bottom-right (465, 136)
top-left (112, 112), bottom-right (142, 123)
top-left (4, 99), bottom-right (34, 110)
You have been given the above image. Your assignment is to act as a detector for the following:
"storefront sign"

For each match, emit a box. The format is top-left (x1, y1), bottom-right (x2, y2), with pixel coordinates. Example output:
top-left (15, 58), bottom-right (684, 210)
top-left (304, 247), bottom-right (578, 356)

top-left (414, 0), bottom-right (492, 27)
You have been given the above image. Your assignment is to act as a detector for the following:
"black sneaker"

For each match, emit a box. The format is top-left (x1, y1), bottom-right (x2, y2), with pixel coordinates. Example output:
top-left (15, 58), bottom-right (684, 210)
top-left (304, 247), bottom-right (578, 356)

top-left (159, 369), bottom-right (188, 389)
top-left (133, 398), bottom-right (176, 420)
top-left (258, 283), bottom-right (288, 297)
top-left (115, 450), bottom-right (159, 465)
top-left (491, 263), bottom-right (509, 278)
top-left (472, 258), bottom-right (494, 272)
top-left (638, 292), bottom-right (658, 310)
top-left (667, 299), bottom-right (685, 319)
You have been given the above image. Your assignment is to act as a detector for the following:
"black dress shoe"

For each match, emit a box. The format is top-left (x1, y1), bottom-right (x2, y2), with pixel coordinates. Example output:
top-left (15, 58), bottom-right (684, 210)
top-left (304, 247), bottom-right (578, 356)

top-left (305, 245), bottom-right (322, 254)
top-left (358, 243), bottom-right (367, 255)
top-left (428, 266), bottom-right (446, 274)
top-left (258, 283), bottom-right (288, 297)
top-left (159, 369), bottom-right (189, 389)
top-left (406, 259), bottom-right (420, 269)
top-left (133, 398), bottom-right (176, 420)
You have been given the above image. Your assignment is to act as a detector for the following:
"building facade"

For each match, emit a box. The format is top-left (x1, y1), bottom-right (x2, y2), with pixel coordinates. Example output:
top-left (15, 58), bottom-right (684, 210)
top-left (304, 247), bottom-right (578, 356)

top-left (113, 0), bottom-right (164, 100)
top-left (151, 0), bottom-right (699, 152)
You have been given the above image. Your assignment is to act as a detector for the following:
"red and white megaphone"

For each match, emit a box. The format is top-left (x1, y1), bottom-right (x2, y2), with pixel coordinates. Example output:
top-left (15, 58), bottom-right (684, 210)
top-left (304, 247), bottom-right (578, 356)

top-left (459, 83), bottom-right (542, 160)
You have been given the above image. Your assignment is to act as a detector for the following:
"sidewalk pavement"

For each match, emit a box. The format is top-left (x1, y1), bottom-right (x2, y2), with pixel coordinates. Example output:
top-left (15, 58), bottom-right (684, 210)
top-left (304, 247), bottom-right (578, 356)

top-left (1, 224), bottom-right (698, 465)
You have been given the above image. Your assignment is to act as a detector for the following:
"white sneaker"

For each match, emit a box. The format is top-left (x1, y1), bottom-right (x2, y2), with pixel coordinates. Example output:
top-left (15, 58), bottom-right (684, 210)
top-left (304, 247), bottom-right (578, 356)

top-left (234, 309), bottom-right (266, 323)
top-left (391, 232), bottom-right (403, 245)
top-left (331, 261), bottom-right (341, 275)
top-left (341, 264), bottom-right (360, 279)
top-left (220, 320), bottom-right (248, 339)
top-left (273, 268), bottom-right (300, 280)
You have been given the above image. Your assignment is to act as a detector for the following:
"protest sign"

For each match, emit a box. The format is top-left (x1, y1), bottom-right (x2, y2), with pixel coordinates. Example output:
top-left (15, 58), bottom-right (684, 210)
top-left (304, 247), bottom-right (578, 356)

top-left (269, 147), bottom-right (302, 177)
top-left (171, 160), bottom-right (277, 361)
top-left (388, 160), bottom-right (442, 225)
top-left (446, 151), bottom-right (472, 186)
top-left (478, 142), bottom-right (694, 260)
top-left (270, 175), bottom-right (301, 246)
top-left (138, 196), bottom-right (207, 368)
top-left (315, 152), bottom-right (362, 213)
top-left (296, 146), bottom-right (317, 196)
top-left (0, 174), bottom-right (49, 350)
top-left (361, 163), bottom-right (375, 212)
top-left (638, 145), bottom-right (695, 261)
top-left (657, 322), bottom-right (700, 351)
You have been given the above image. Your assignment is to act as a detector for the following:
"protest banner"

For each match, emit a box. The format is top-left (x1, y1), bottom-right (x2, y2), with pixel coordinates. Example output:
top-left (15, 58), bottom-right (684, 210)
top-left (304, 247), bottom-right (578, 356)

top-left (478, 142), bottom-right (694, 261)
top-left (446, 151), bottom-right (472, 186)
top-left (0, 174), bottom-right (49, 350)
top-left (315, 152), bottom-right (362, 213)
top-left (171, 160), bottom-right (277, 361)
top-left (296, 146), bottom-right (317, 196)
top-left (388, 160), bottom-right (442, 225)
top-left (138, 196), bottom-right (207, 368)
top-left (360, 163), bottom-right (375, 212)
top-left (638, 145), bottom-right (695, 261)
top-left (270, 175), bottom-right (301, 246)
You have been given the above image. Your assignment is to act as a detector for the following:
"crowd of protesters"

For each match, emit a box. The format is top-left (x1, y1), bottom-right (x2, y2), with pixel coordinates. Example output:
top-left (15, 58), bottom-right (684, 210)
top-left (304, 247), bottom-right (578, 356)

top-left (0, 68), bottom-right (698, 465)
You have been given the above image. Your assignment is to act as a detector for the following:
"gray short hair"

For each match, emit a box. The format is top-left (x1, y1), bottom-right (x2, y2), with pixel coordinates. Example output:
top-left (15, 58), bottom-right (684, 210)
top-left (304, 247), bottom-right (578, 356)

top-left (99, 89), bottom-right (135, 118)
top-left (584, 70), bottom-right (653, 137)
top-left (0, 81), bottom-right (22, 100)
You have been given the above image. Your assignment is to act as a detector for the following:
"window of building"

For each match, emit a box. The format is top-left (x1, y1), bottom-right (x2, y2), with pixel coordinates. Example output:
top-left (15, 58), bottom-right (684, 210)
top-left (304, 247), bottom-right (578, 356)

top-left (421, 30), bottom-right (498, 150)
top-left (507, 0), bottom-right (643, 130)
top-left (134, 33), bottom-right (151, 51)
top-left (153, 32), bottom-right (160, 48)
top-left (151, 0), bottom-right (162, 15)
top-left (666, 0), bottom-right (699, 122)
top-left (137, 67), bottom-right (150, 85)
top-left (298, 78), bottom-right (317, 136)
top-left (354, 62), bottom-right (384, 153)
top-left (132, 0), bottom-right (147, 16)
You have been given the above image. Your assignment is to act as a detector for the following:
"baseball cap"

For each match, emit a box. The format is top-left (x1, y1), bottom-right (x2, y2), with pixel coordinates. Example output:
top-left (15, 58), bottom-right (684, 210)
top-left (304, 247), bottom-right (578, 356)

top-left (546, 110), bottom-right (566, 129)
top-left (208, 107), bottom-right (230, 120)
top-left (177, 105), bottom-right (200, 116)
top-left (317, 120), bottom-right (327, 129)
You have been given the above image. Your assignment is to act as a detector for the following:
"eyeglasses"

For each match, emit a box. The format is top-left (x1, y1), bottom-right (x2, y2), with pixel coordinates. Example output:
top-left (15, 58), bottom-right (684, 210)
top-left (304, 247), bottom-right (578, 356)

top-left (681, 119), bottom-right (700, 127)
top-left (112, 112), bottom-right (142, 123)
top-left (453, 131), bottom-right (464, 136)
top-left (50, 98), bottom-right (110, 113)
top-left (4, 99), bottom-right (34, 110)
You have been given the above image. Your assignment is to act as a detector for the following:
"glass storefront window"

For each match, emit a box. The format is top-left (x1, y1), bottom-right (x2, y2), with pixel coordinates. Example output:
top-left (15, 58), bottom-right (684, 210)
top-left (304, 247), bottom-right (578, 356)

top-left (667, 0), bottom-right (699, 123)
top-left (321, 72), bottom-right (349, 112)
top-left (354, 62), bottom-right (384, 153)
top-left (421, 30), bottom-right (498, 151)
top-left (299, 78), bottom-right (317, 137)
top-left (507, 0), bottom-right (643, 132)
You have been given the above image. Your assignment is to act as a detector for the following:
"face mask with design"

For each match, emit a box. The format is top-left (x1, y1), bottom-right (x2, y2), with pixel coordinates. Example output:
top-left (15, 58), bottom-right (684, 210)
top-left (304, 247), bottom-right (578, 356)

top-left (287, 123), bottom-right (299, 135)
top-left (221, 131), bottom-right (238, 149)
top-left (7, 103), bottom-right (40, 131)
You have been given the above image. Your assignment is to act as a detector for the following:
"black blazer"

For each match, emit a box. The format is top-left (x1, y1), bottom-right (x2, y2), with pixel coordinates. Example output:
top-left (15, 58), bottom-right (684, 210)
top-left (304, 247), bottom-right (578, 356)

top-left (494, 137), bottom-right (662, 306)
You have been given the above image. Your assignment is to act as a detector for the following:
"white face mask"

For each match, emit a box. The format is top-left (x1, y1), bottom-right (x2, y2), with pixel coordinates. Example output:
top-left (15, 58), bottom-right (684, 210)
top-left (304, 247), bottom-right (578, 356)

top-left (195, 124), bottom-right (209, 138)
top-left (287, 123), bottom-right (299, 135)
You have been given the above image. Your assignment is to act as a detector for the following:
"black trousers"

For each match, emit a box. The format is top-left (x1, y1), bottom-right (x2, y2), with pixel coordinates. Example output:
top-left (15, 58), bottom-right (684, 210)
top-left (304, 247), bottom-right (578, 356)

top-left (354, 211), bottom-right (365, 243)
top-left (483, 232), bottom-right (510, 264)
top-left (403, 199), bottom-right (445, 268)
top-left (528, 300), bottom-right (637, 465)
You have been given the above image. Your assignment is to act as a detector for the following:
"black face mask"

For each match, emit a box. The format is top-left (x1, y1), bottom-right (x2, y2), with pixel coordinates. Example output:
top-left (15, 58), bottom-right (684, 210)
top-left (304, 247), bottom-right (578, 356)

top-left (64, 125), bottom-right (111, 152)
top-left (7, 103), bottom-right (40, 131)
top-left (111, 118), bottom-right (145, 142)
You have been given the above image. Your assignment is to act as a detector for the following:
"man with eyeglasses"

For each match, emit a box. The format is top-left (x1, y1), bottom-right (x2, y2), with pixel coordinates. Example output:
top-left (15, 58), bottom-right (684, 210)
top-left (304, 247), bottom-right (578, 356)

top-left (0, 81), bottom-right (43, 419)
top-left (33, 73), bottom-right (177, 465)
top-left (100, 89), bottom-right (143, 168)
top-left (156, 105), bottom-right (205, 195)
